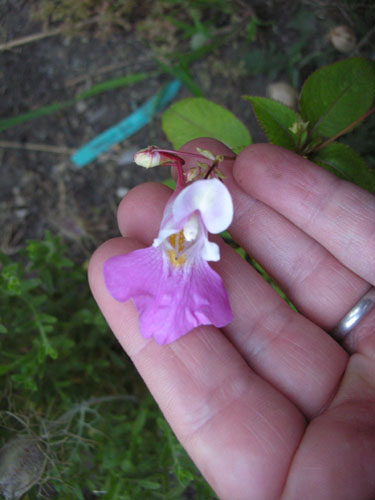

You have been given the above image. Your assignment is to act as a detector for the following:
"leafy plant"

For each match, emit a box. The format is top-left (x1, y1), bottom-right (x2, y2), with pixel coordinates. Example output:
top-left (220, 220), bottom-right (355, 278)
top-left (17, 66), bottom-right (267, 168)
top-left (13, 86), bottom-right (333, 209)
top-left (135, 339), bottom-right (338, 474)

top-left (163, 57), bottom-right (375, 192)
top-left (244, 6), bottom-right (332, 88)
top-left (162, 97), bottom-right (252, 153)
top-left (0, 233), bottom-right (216, 499)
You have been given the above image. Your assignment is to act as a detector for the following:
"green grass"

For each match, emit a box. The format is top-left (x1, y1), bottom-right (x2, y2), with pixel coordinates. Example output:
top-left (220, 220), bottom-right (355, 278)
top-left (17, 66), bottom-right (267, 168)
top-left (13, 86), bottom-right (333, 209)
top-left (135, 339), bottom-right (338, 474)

top-left (0, 233), bottom-right (216, 499)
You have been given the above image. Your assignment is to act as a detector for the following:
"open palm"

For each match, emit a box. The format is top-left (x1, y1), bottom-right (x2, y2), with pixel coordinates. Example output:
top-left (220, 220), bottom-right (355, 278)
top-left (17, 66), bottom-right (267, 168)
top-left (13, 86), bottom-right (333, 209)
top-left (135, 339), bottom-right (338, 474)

top-left (89, 139), bottom-right (375, 500)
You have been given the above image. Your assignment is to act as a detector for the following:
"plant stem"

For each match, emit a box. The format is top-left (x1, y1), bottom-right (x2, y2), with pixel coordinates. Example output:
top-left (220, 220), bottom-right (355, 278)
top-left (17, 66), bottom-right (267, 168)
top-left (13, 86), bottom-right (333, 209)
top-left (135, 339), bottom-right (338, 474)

top-left (158, 148), bottom-right (235, 162)
top-left (204, 159), bottom-right (220, 179)
top-left (313, 107), bottom-right (375, 153)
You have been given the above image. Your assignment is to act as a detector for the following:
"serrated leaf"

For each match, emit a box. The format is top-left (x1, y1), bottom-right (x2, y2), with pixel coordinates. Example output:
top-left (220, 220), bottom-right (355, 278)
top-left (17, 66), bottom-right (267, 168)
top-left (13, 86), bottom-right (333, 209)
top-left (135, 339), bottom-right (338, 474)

top-left (312, 142), bottom-right (375, 192)
top-left (162, 97), bottom-right (252, 154)
top-left (300, 57), bottom-right (375, 138)
top-left (244, 96), bottom-right (301, 150)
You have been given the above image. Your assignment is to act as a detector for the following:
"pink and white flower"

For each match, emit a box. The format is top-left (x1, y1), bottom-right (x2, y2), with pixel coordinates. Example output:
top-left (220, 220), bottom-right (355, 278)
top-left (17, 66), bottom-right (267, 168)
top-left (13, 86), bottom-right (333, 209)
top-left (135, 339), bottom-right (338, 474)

top-left (104, 178), bottom-right (234, 345)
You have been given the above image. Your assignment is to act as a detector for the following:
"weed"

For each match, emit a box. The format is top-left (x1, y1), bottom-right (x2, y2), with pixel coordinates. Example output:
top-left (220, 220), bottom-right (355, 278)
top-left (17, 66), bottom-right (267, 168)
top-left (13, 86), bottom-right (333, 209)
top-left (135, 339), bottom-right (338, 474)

top-left (0, 232), bottom-right (216, 499)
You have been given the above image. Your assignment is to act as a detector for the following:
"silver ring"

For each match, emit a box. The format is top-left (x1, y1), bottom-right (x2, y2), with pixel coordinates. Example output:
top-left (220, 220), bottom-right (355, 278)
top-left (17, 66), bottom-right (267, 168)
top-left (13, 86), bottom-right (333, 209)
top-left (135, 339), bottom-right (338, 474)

top-left (331, 286), bottom-right (375, 341)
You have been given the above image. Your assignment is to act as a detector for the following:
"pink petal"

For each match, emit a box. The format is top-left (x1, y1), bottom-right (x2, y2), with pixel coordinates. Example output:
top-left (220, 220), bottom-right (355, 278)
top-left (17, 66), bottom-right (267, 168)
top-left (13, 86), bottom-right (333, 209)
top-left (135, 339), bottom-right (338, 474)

top-left (103, 247), bottom-right (233, 345)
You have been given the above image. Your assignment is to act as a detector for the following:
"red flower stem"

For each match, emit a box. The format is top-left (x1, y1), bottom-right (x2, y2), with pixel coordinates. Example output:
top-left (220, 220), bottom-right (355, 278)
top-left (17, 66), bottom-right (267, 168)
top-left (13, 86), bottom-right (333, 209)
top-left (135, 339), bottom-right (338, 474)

top-left (155, 148), bottom-right (236, 162)
top-left (175, 158), bottom-right (186, 189)
top-left (154, 150), bottom-right (186, 188)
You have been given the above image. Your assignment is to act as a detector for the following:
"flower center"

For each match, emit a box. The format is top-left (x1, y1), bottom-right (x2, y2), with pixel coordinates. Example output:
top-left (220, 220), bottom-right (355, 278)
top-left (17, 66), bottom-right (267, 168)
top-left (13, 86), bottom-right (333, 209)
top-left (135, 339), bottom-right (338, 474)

top-left (166, 214), bottom-right (201, 268)
top-left (168, 230), bottom-right (187, 268)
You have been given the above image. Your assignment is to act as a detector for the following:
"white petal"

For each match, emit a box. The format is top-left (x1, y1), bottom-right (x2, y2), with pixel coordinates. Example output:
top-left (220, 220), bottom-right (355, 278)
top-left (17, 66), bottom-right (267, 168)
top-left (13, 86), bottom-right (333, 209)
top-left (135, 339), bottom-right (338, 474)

top-left (202, 240), bottom-right (220, 261)
top-left (183, 213), bottom-right (200, 241)
top-left (153, 196), bottom-right (180, 246)
top-left (172, 179), bottom-right (233, 234)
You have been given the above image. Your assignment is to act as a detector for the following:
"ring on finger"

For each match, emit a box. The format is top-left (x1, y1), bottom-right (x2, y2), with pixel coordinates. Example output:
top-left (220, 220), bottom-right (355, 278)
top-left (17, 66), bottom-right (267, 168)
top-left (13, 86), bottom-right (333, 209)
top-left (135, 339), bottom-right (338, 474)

top-left (331, 286), bottom-right (375, 341)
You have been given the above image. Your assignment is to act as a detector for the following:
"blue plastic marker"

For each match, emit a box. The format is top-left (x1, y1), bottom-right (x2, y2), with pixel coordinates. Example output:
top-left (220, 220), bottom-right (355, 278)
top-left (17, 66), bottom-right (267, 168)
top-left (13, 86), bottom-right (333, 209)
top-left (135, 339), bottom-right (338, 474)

top-left (71, 79), bottom-right (181, 167)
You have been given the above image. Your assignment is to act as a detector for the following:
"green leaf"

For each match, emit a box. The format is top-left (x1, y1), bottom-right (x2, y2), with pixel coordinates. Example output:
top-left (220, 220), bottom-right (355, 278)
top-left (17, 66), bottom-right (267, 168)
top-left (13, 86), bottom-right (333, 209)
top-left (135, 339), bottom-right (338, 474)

top-left (20, 278), bottom-right (41, 293)
top-left (176, 466), bottom-right (195, 486)
top-left (76, 73), bottom-right (149, 99)
top-left (312, 142), bottom-right (375, 193)
top-left (0, 102), bottom-right (72, 131)
top-left (0, 363), bottom-right (14, 375)
top-left (137, 479), bottom-right (161, 490)
top-left (1, 264), bottom-right (22, 295)
top-left (300, 57), bottom-right (375, 138)
top-left (244, 96), bottom-right (301, 150)
top-left (162, 97), bottom-right (252, 153)
top-left (39, 313), bottom-right (57, 324)
top-left (162, 177), bottom-right (176, 189)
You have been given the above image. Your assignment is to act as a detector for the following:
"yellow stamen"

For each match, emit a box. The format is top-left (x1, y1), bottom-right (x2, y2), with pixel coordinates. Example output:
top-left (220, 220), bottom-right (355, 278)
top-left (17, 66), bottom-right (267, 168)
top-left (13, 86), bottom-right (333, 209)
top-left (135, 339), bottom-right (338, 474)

top-left (178, 231), bottom-right (185, 252)
top-left (168, 250), bottom-right (187, 267)
top-left (168, 230), bottom-right (186, 267)
top-left (169, 233), bottom-right (177, 248)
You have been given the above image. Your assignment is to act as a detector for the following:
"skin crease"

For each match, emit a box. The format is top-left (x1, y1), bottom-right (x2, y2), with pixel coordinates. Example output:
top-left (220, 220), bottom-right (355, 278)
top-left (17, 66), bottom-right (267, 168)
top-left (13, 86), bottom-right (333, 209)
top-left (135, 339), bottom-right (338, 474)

top-left (89, 139), bottom-right (375, 500)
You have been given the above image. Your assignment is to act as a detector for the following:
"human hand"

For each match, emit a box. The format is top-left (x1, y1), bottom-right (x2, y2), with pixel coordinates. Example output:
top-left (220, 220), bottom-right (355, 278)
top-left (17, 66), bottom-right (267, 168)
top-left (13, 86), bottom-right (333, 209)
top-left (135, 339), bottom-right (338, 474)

top-left (89, 139), bottom-right (375, 500)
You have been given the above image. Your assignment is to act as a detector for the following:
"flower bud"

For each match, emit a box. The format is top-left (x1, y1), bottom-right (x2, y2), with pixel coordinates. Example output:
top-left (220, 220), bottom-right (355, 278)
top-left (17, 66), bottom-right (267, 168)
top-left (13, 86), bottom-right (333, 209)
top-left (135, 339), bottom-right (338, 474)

top-left (329, 25), bottom-right (356, 53)
top-left (196, 147), bottom-right (216, 161)
top-left (186, 166), bottom-right (202, 182)
top-left (266, 82), bottom-right (298, 109)
top-left (134, 147), bottom-right (161, 169)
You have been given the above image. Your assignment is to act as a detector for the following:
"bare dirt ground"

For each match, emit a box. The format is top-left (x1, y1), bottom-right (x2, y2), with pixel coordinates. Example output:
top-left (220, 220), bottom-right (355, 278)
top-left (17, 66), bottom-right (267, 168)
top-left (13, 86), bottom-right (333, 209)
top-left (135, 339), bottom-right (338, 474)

top-left (0, 0), bottom-right (368, 260)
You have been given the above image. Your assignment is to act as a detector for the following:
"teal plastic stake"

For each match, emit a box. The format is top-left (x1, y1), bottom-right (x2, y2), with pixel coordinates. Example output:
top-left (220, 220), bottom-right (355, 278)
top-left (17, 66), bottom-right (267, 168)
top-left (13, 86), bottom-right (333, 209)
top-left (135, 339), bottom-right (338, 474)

top-left (71, 79), bottom-right (181, 167)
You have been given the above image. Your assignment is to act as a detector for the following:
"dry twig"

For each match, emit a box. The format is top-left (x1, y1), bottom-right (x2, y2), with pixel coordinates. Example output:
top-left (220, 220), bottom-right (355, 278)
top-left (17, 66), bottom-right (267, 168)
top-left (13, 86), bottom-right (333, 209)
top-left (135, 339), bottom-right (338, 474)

top-left (0, 17), bottom-right (99, 52)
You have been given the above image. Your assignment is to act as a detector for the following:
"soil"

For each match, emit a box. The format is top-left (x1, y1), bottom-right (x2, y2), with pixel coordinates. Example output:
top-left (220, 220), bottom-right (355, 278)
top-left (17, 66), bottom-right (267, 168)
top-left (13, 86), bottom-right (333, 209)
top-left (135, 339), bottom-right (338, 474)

top-left (0, 0), bottom-right (372, 260)
top-left (1, 2), bottom-right (374, 499)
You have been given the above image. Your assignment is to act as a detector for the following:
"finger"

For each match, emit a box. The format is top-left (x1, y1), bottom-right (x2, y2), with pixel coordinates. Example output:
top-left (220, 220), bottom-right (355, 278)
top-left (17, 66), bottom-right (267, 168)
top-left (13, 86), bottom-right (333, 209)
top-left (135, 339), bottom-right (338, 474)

top-left (89, 238), bottom-right (305, 500)
top-left (179, 139), bottom-right (373, 355)
top-left (281, 349), bottom-right (375, 499)
top-left (117, 182), bottom-right (172, 240)
top-left (342, 307), bottom-right (375, 356)
top-left (233, 143), bottom-right (375, 286)
top-left (118, 182), bottom-right (348, 418)
top-left (227, 194), bottom-right (371, 330)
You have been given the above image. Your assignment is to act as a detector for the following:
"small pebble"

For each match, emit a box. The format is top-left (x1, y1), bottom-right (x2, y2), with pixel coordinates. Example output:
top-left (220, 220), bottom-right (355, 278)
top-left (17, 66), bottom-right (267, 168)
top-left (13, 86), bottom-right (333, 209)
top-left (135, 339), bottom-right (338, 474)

top-left (329, 25), bottom-right (356, 53)
top-left (266, 82), bottom-right (298, 109)
top-left (116, 187), bottom-right (129, 198)
top-left (15, 208), bottom-right (28, 219)
top-left (76, 100), bottom-right (88, 113)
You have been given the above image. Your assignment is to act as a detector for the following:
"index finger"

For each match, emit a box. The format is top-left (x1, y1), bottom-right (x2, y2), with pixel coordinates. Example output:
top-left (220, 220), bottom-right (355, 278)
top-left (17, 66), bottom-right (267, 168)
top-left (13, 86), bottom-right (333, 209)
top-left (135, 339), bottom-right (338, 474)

top-left (233, 144), bottom-right (375, 285)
